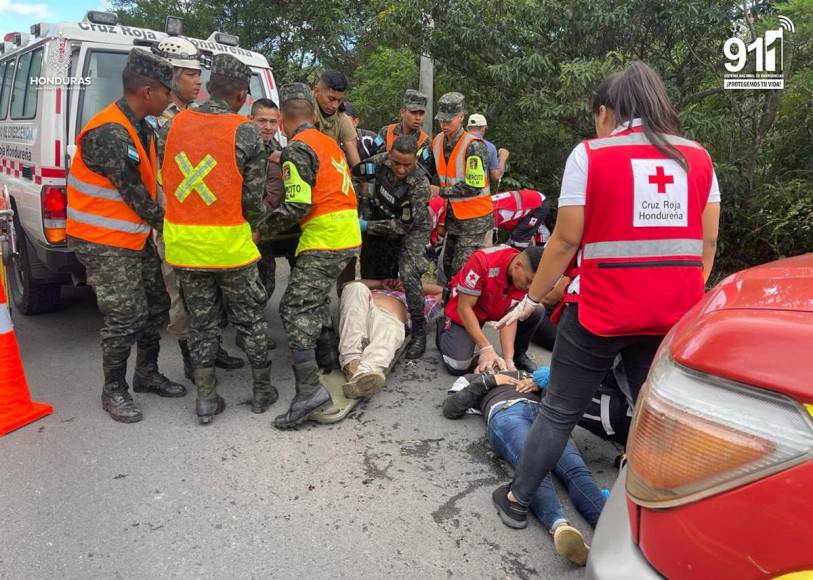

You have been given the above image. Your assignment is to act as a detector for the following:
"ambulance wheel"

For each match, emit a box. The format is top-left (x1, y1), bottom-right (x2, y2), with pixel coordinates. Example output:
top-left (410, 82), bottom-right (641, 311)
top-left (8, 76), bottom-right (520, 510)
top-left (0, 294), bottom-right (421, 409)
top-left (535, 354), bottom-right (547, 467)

top-left (8, 223), bottom-right (61, 315)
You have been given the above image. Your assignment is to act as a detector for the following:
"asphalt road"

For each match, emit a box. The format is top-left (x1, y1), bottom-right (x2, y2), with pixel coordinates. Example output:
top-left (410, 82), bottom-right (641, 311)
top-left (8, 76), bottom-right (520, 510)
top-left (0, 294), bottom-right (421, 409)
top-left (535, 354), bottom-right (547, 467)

top-left (2, 268), bottom-right (619, 579)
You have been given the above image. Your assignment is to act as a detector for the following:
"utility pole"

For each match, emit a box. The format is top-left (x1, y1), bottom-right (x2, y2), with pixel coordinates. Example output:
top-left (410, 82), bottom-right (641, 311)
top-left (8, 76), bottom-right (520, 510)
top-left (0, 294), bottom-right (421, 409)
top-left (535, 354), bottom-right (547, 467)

top-left (419, 54), bottom-right (433, 135)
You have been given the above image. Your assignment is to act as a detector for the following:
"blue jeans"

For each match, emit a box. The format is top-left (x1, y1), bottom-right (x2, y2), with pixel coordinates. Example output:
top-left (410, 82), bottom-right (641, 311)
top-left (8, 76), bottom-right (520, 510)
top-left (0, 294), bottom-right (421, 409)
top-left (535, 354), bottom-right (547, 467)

top-left (487, 401), bottom-right (605, 531)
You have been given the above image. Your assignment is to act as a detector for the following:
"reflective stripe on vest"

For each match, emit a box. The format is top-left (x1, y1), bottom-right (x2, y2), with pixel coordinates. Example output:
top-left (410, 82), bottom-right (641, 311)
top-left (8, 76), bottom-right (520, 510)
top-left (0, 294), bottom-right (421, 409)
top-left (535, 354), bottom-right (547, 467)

top-left (162, 109), bottom-right (259, 269)
top-left (292, 128), bottom-right (361, 255)
top-left (67, 174), bottom-right (122, 201)
top-left (67, 207), bottom-right (151, 235)
top-left (0, 302), bottom-right (12, 333)
top-left (433, 131), bottom-right (492, 219)
top-left (576, 126), bottom-right (711, 336)
top-left (583, 239), bottom-right (703, 260)
top-left (66, 101), bottom-right (157, 250)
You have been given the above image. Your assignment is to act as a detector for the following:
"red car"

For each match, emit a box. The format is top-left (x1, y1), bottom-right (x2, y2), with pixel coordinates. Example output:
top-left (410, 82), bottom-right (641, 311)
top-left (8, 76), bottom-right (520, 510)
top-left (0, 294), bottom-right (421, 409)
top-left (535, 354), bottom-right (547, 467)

top-left (587, 253), bottom-right (813, 579)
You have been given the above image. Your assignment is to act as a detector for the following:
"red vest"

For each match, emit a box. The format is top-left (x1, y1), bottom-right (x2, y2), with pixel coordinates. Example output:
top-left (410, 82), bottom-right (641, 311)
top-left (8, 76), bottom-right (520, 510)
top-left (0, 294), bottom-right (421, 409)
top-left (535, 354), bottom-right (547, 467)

top-left (492, 189), bottom-right (546, 230)
top-left (578, 126), bottom-right (712, 336)
top-left (446, 245), bottom-right (525, 326)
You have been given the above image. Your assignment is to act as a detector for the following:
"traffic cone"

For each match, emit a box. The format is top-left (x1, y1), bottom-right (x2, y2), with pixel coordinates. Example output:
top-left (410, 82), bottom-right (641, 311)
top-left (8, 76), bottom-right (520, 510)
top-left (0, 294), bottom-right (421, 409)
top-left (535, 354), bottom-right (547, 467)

top-left (0, 269), bottom-right (52, 436)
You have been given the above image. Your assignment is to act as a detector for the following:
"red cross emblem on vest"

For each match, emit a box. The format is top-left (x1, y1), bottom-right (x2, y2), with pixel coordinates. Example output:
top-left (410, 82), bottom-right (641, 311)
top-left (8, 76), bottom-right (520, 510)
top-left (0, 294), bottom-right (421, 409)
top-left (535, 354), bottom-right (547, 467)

top-left (648, 166), bottom-right (674, 193)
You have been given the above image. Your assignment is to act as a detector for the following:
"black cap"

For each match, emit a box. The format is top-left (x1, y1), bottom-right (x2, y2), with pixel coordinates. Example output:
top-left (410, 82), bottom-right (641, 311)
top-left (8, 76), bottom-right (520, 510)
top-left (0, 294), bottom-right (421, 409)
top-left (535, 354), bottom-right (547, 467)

top-left (523, 246), bottom-right (544, 271)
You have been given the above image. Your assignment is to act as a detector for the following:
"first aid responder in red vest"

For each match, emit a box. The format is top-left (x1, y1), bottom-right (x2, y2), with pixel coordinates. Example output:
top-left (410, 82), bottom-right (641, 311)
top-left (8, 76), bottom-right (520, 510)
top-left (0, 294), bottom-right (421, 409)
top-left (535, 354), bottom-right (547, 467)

top-left (420, 92), bottom-right (493, 282)
top-left (491, 61), bottom-right (721, 529)
top-left (67, 49), bottom-right (185, 424)
top-left (160, 54), bottom-right (275, 425)
top-left (491, 189), bottom-right (551, 249)
top-left (257, 82), bottom-right (362, 429)
top-left (437, 245), bottom-right (548, 375)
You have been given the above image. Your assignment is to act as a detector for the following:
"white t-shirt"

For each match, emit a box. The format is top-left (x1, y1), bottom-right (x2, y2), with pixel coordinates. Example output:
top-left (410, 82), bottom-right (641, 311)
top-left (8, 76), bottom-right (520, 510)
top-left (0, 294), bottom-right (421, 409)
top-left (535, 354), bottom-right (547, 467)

top-left (558, 120), bottom-right (721, 208)
top-left (558, 120), bottom-right (720, 294)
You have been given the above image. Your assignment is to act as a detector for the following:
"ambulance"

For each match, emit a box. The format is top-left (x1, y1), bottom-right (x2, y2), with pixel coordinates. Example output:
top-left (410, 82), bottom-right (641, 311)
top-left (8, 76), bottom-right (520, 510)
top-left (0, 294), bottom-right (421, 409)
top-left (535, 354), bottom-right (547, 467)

top-left (0, 11), bottom-right (280, 313)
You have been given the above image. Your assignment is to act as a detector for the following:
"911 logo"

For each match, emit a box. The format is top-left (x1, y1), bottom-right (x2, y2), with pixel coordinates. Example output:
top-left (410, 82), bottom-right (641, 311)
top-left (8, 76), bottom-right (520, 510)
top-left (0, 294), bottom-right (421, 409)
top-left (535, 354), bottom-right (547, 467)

top-left (723, 16), bottom-right (793, 90)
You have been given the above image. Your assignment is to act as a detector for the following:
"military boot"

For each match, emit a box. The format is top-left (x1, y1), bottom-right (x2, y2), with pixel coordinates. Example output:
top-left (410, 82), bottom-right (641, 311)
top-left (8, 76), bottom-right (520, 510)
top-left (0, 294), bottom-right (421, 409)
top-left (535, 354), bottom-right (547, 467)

top-left (273, 360), bottom-right (331, 430)
top-left (133, 346), bottom-right (187, 397)
top-left (315, 326), bottom-right (340, 372)
top-left (404, 319), bottom-right (427, 360)
top-left (251, 364), bottom-right (279, 414)
top-left (101, 366), bottom-right (143, 423)
top-left (194, 367), bottom-right (225, 425)
top-left (178, 339), bottom-right (194, 381)
top-left (215, 340), bottom-right (245, 370)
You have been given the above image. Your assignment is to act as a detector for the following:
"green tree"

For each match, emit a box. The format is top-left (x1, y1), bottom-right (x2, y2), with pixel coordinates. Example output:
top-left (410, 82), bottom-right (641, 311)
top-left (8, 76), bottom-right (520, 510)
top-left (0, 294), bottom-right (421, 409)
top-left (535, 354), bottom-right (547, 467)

top-left (348, 48), bottom-right (419, 130)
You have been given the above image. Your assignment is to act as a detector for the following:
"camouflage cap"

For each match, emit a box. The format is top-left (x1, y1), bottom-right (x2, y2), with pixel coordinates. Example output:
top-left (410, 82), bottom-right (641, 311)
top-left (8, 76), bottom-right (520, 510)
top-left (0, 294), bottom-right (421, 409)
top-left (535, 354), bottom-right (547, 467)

top-left (279, 82), bottom-right (313, 106)
top-left (127, 48), bottom-right (173, 90)
top-left (210, 53), bottom-right (251, 89)
top-left (435, 92), bottom-right (465, 121)
top-left (402, 89), bottom-right (428, 112)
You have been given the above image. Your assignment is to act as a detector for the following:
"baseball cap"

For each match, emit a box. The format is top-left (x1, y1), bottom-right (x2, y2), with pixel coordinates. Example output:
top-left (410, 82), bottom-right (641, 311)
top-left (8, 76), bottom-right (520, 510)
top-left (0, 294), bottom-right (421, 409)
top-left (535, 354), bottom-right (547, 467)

top-left (467, 113), bottom-right (487, 127)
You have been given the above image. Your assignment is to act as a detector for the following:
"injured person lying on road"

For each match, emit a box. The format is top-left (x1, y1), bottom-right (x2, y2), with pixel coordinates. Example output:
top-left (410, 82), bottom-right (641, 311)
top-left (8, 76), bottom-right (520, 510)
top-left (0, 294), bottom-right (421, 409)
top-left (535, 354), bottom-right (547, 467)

top-left (442, 367), bottom-right (606, 567)
top-left (338, 279), bottom-right (443, 399)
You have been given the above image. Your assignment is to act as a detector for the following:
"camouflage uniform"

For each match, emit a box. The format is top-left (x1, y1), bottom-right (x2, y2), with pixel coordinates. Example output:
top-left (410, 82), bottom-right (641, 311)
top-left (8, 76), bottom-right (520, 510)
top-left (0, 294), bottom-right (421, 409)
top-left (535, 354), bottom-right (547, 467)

top-left (421, 93), bottom-right (493, 280)
top-left (372, 89), bottom-right (431, 156)
top-left (68, 50), bottom-right (181, 422)
top-left (357, 152), bottom-right (431, 333)
top-left (158, 56), bottom-right (268, 372)
top-left (259, 122), bottom-right (357, 355)
top-left (256, 137), bottom-right (299, 300)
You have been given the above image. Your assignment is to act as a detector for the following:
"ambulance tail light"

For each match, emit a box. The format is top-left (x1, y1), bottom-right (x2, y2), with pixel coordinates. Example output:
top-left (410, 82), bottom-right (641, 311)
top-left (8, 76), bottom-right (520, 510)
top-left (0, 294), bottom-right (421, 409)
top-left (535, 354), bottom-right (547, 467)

top-left (41, 186), bottom-right (67, 245)
top-left (84, 11), bottom-right (118, 26)
top-left (626, 344), bottom-right (813, 509)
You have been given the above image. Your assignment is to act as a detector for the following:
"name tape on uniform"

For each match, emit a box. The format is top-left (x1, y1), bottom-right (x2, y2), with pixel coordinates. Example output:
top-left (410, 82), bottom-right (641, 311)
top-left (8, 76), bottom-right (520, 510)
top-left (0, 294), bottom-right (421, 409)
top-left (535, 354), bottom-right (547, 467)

top-left (631, 159), bottom-right (687, 228)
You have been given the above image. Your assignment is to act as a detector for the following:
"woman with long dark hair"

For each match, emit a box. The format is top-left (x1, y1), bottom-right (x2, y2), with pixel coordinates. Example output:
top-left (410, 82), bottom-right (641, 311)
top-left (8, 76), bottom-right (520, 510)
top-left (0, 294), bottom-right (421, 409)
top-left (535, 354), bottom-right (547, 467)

top-left (491, 61), bottom-right (721, 527)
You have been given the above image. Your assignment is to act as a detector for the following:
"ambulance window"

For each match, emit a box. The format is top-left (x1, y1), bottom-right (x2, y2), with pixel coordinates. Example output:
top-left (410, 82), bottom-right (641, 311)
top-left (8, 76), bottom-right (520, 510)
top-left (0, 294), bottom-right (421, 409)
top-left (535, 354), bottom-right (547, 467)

top-left (196, 68), bottom-right (268, 116)
top-left (77, 51), bottom-right (129, 130)
top-left (0, 61), bottom-right (11, 120)
top-left (10, 48), bottom-right (43, 119)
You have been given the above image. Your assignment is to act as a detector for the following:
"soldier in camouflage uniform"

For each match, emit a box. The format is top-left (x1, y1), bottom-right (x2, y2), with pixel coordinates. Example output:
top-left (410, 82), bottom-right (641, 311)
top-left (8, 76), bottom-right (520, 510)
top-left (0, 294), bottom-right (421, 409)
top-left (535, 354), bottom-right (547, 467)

top-left (66, 49), bottom-right (185, 424)
top-left (353, 134), bottom-right (432, 359)
top-left (420, 92), bottom-right (493, 283)
top-left (372, 89), bottom-right (431, 156)
top-left (258, 82), bottom-right (361, 429)
top-left (159, 54), bottom-right (274, 424)
top-left (152, 37), bottom-right (246, 378)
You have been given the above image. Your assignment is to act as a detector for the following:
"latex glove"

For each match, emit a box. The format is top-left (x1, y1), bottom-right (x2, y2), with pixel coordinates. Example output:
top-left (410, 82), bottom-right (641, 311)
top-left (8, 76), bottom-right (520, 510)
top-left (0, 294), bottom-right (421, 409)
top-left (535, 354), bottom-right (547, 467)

top-left (496, 295), bottom-right (540, 328)
top-left (475, 347), bottom-right (507, 374)
top-left (359, 218), bottom-right (367, 232)
top-left (532, 366), bottom-right (551, 389)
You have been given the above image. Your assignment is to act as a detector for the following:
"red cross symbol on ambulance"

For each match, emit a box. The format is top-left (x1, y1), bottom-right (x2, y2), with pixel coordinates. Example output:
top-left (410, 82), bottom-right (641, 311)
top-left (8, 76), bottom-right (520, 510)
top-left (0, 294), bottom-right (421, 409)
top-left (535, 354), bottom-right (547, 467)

top-left (648, 166), bottom-right (674, 193)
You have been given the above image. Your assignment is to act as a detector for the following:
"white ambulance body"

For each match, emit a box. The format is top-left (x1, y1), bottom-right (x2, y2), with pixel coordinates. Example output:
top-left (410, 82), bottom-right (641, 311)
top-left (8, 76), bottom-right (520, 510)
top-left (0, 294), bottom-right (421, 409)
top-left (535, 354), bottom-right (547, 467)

top-left (0, 12), bottom-right (279, 313)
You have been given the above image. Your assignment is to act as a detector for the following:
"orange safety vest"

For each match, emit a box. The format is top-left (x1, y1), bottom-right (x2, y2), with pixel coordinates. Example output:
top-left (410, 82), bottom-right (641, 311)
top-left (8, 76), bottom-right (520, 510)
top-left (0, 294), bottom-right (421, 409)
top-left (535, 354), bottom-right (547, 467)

top-left (161, 109), bottom-right (260, 269)
top-left (386, 123), bottom-right (429, 153)
top-left (433, 131), bottom-right (492, 220)
top-left (292, 127), bottom-right (361, 255)
top-left (66, 101), bottom-right (157, 250)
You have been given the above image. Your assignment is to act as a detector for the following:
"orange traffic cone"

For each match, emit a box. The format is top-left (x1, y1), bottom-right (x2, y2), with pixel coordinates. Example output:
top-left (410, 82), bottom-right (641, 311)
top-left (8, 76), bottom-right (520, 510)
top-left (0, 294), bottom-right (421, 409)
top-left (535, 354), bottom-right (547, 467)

top-left (0, 271), bottom-right (52, 435)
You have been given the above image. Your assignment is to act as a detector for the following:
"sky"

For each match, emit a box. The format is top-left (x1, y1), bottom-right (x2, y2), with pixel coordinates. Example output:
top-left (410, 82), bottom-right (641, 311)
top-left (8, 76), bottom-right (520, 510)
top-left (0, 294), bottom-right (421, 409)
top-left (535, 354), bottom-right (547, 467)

top-left (2, 0), bottom-right (110, 37)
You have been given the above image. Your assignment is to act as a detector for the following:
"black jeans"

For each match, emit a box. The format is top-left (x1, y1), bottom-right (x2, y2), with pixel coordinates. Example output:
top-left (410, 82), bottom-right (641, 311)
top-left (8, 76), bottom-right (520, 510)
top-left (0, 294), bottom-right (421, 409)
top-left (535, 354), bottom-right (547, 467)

top-left (510, 304), bottom-right (662, 506)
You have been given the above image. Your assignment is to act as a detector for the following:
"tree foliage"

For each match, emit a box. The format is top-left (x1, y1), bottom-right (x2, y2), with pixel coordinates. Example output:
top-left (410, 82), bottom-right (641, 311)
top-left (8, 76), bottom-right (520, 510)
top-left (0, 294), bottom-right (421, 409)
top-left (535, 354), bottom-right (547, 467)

top-left (114, 0), bottom-right (813, 277)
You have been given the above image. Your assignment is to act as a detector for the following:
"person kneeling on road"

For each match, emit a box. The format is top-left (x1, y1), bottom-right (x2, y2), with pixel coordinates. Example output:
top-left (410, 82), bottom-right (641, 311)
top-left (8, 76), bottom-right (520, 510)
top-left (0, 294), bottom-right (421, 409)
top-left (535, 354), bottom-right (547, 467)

top-left (339, 279), bottom-right (443, 399)
top-left (437, 245), bottom-right (548, 375)
top-left (443, 367), bottom-right (604, 566)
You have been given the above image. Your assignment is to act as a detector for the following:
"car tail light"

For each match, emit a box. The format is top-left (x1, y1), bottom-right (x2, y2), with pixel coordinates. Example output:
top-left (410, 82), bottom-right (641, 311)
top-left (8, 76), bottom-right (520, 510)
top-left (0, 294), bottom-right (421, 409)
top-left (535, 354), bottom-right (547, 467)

top-left (626, 344), bottom-right (813, 508)
top-left (42, 186), bottom-right (67, 244)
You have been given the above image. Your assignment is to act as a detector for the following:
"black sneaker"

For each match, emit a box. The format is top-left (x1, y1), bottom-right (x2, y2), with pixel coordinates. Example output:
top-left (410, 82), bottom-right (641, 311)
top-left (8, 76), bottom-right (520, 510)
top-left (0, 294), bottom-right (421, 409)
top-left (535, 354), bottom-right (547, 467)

top-left (492, 483), bottom-right (528, 529)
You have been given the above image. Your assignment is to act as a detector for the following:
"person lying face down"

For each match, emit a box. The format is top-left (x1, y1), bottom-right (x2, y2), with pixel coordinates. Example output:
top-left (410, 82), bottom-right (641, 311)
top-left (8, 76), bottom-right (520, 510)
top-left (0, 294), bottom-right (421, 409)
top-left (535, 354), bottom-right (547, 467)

top-left (442, 367), bottom-right (605, 566)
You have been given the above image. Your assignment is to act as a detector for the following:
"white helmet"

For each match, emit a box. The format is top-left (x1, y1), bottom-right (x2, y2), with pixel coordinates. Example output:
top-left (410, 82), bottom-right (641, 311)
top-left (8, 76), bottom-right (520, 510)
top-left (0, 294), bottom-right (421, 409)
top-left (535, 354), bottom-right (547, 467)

top-left (155, 37), bottom-right (201, 71)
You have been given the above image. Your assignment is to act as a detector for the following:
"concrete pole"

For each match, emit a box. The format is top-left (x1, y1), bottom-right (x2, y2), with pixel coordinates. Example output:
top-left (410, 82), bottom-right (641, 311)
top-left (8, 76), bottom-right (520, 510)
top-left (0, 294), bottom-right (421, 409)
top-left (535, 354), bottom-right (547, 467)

top-left (419, 54), bottom-right (433, 135)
